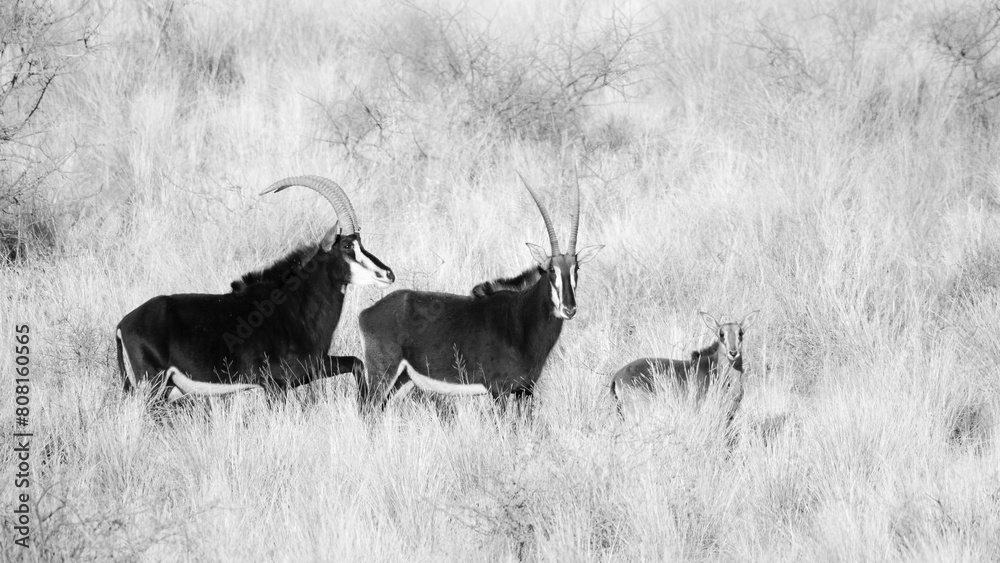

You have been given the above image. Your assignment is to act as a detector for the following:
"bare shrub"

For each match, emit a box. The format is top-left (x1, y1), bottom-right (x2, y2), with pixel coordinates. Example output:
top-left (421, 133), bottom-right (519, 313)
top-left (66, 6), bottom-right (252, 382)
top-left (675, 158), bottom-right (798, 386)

top-left (742, 22), bottom-right (820, 94)
top-left (313, 88), bottom-right (389, 159)
top-left (926, 1), bottom-right (1000, 143)
top-left (380, 3), bottom-right (647, 143)
top-left (738, 2), bottom-right (884, 105)
top-left (0, 1), bottom-right (96, 142)
top-left (1, 0), bottom-right (99, 264)
top-left (929, 2), bottom-right (1000, 109)
top-left (818, 0), bottom-right (879, 68)
top-left (739, 2), bottom-right (877, 96)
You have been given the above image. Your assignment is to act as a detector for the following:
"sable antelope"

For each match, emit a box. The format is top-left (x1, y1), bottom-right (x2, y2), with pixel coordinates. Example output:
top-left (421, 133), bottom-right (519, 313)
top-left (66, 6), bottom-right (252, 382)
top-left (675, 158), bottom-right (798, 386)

top-left (115, 176), bottom-right (394, 403)
top-left (356, 172), bottom-right (603, 410)
top-left (610, 311), bottom-right (759, 421)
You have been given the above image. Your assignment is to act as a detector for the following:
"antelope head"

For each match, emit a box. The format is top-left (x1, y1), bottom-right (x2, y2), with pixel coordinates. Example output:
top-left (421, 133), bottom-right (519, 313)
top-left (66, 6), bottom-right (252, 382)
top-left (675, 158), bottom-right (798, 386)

top-left (518, 171), bottom-right (603, 320)
top-left (699, 310), bottom-right (759, 364)
top-left (261, 176), bottom-right (395, 287)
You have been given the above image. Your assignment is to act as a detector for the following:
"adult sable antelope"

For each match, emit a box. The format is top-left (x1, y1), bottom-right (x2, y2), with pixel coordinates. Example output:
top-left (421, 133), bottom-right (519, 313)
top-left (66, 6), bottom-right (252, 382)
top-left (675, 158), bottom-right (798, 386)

top-left (357, 172), bottom-right (603, 410)
top-left (610, 311), bottom-right (759, 421)
top-left (115, 176), bottom-right (395, 402)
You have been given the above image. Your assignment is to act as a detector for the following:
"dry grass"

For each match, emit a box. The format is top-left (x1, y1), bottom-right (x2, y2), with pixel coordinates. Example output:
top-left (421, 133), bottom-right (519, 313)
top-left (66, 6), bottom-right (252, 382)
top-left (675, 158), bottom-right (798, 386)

top-left (2, 0), bottom-right (1000, 560)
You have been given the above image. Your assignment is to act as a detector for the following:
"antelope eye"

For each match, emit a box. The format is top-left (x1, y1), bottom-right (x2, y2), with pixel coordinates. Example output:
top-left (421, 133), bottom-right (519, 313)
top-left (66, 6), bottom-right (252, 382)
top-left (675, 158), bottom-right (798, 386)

top-left (719, 331), bottom-right (725, 340)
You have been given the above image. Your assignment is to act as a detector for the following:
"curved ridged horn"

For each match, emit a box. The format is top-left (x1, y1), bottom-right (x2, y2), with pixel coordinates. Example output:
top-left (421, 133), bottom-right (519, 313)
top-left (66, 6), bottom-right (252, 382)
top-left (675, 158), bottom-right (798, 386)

top-left (566, 168), bottom-right (581, 255)
top-left (517, 171), bottom-right (560, 256)
top-left (260, 175), bottom-right (359, 236)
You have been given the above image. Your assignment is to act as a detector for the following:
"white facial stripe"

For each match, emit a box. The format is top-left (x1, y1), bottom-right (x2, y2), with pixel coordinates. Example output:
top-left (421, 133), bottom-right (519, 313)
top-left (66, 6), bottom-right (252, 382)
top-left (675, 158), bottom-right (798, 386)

top-left (551, 265), bottom-right (565, 311)
top-left (166, 367), bottom-right (262, 402)
top-left (352, 241), bottom-right (366, 265)
top-left (398, 359), bottom-right (489, 396)
top-left (570, 267), bottom-right (577, 291)
top-left (349, 260), bottom-right (379, 284)
top-left (117, 329), bottom-right (138, 389)
top-left (355, 241), bottom-right (383, 272)
top-left (348, 241), bottom-right (391, 287)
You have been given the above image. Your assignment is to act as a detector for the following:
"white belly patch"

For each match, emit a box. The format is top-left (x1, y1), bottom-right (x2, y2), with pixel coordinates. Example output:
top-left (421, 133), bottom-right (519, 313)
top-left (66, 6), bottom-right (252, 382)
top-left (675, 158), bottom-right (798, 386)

top-left (166, 367), bottom-right (262, 402)
top-left (391, 359), bottom-right (489, 397)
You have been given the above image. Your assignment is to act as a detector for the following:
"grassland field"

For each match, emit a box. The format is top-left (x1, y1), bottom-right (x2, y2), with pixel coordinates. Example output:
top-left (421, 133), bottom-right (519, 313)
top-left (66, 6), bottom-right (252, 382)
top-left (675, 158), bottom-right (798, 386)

top-left (2, 0), bottom-right (1000, 560)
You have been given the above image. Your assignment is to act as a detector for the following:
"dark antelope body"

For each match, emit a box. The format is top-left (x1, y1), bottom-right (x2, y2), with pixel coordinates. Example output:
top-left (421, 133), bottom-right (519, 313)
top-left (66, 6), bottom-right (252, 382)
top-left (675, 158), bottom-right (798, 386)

top-left (357, 172), bottom-right (603, 410)
top-left (610, 311), bottom-right (759, 421)
top-left (115, 176), bottom-right (394, 402)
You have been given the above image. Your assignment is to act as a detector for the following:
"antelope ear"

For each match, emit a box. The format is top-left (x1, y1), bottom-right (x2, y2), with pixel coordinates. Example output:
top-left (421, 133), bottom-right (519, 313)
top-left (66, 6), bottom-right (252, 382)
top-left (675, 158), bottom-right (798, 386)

top-left (739, 310), bottom-right (760, 330)
top-left (699, 311), bottom-right (720, 331)
top-left (526, 243), bottom-right (550, 266)
top-left (575, 245), bottom-right (604, 265)
top-left (320, 220), bottom-right (342, 252)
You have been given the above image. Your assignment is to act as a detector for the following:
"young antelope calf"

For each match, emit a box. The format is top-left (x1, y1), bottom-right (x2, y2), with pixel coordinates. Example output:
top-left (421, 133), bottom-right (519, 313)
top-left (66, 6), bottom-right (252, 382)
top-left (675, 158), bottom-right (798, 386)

top-left (610, 311), bottom-right (759, 424)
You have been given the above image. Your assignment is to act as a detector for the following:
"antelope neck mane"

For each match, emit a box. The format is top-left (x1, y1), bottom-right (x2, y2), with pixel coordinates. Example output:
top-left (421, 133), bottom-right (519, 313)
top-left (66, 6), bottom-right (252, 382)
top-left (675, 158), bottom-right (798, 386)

top-left (690, 340), bottom-right (721, 361)
top-left (231, 245), bottom-right (319, 292)
top-left (471, 266), bottom-right (543, 298)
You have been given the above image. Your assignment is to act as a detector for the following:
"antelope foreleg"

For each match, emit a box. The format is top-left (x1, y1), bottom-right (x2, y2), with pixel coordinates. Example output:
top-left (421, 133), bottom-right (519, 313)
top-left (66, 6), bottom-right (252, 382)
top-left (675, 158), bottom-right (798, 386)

top-left (326, 355), bottom-right (362, 377)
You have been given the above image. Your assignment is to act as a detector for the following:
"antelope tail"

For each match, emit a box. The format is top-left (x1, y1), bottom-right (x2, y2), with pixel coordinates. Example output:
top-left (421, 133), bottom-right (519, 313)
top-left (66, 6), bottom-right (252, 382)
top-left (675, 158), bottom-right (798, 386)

top-left (610, 378), bottom-right (625, 419)
top-left (116, 330), bottom-right (132, 392)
